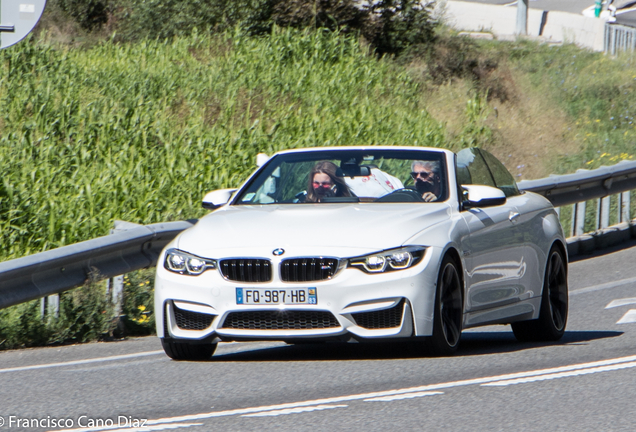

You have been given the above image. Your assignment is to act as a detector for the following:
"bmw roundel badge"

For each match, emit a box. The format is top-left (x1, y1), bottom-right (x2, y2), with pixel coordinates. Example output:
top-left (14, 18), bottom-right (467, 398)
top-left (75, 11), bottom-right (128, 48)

top-left (272, 248), bottom-right (285, 256)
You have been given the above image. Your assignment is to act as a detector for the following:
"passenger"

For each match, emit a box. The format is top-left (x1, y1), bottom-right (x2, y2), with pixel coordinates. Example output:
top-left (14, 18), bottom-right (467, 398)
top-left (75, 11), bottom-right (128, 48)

top-left (305, 161), bottom-right (352, 203)
top-left (411, 160), bottom-right (442, 202)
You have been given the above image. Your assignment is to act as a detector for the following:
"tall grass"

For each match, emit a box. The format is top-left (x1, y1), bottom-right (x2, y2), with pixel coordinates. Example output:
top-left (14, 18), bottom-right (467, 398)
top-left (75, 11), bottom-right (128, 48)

top-left (480, 40), bottom-right (636, 172)
top-left (0, 29), bottom-right (464, 262)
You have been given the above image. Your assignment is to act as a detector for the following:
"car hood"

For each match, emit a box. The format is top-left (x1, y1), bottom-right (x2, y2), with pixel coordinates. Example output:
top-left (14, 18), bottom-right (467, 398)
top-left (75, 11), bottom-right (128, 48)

top-left (176, 203), bottom-right (452, 258)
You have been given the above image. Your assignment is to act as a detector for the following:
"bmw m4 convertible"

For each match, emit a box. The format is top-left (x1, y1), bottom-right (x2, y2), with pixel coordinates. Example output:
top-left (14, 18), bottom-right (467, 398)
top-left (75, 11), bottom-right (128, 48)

top-left (155, 146), bottom-right (568, 360)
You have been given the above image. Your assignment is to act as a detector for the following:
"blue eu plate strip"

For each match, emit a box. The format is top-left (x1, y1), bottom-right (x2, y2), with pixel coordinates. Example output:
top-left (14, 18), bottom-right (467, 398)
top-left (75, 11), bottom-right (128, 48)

top-left (236, 288), bottom-right (244, 304)
top-left (308, 288), bottom-right (317, 304)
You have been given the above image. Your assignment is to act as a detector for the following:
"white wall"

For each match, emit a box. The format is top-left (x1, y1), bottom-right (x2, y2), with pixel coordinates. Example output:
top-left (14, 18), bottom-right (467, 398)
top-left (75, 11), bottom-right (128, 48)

top-left (445, 1), bottom-right (607, 51)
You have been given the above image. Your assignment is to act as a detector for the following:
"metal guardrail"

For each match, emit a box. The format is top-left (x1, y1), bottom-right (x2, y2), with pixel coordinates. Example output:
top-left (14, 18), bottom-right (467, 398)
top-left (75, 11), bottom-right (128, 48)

top-left (2, 160), bottom-right (636, 311)
top-left (604, 23), bottom-right (636, 54)
top-left (0, 221), bottom-right (194, 310)
top-left (517, 159), bottom-right (636, 207)
top-left (519, 159), bottom-right (636, 255)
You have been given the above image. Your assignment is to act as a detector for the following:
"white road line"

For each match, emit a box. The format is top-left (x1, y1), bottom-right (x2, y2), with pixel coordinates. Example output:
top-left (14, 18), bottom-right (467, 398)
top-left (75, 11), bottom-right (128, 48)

top-left (242, 404), bottom-right (348, 417)
top-left (364, 391), bottom-right (443, 402)
top-left (570, 276), bottom-right (636, 296)
top-left (482, 361), bottom-right (636, 387)
top-left (53, 353), bottom-right (636, 432)
top-left (0, 350), bottom-right (165, 374)
top-left (606, 298), bottom-right (636, 309)
top-left (617, 309), bottom-right (636, 324)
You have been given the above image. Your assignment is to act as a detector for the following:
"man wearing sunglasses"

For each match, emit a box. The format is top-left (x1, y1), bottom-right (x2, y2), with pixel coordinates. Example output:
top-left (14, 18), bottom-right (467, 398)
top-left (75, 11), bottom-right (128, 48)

top-left (411, 160), bottom-right (441, 202)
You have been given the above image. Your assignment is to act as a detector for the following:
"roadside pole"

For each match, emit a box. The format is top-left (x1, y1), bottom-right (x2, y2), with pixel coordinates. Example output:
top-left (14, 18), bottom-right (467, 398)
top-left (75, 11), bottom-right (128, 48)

top-left (516, 0), bottom-right (528, 35)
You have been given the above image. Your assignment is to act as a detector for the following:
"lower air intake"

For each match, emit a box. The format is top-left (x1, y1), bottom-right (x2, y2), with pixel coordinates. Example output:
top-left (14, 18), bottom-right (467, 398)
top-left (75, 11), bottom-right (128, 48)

top-left (221, 310), bottom-right (340, 330)
top-left (173, 304), bottom-right (215, 331)
top-left (351, 300), bottom-right (405, 329)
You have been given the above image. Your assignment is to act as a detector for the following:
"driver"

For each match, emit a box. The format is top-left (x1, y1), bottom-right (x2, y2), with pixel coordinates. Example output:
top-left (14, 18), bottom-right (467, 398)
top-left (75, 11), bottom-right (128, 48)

top-left (305, 161), bottom-right (352, 203)
top-left (411, 160), bottom-right (441, 202)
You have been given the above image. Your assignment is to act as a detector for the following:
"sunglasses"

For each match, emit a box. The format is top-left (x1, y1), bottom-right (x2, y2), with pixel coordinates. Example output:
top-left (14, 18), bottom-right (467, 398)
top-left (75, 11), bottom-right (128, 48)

top-left (411, 171), bottom-right (434, 180)
top-left (313, 181), bottom-right (334, 189)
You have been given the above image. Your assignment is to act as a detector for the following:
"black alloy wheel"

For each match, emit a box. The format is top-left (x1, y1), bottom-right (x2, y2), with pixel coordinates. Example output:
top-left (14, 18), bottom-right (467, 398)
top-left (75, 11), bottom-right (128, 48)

top-left (429, 255), bottom-right (463, 355)
top-left (512, 245), bottom-right (568, 342)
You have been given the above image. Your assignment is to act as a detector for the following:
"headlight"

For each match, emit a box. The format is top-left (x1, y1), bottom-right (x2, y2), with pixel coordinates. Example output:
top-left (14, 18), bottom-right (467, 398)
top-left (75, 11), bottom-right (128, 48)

top-left (164, 249), bottom-right (216, 276)
top-left (348, 247), bottom-right (425, 274)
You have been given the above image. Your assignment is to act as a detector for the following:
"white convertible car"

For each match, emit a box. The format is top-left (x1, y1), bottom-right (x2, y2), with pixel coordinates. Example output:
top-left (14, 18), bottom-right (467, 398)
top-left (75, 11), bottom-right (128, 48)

top-left (155, 146), bottom-right (568, 360)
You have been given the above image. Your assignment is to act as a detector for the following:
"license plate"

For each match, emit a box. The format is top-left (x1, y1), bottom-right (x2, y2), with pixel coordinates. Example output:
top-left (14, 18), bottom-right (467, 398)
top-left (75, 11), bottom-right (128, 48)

top-left (236, 288), bottom-right (317, 305)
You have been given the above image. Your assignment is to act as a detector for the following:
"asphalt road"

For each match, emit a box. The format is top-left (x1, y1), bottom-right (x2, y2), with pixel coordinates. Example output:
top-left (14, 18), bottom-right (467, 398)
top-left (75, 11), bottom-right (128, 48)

top-left (616, 10), bottom-right (636, 26)
top-left (2, 242), bottom-right (636, 432)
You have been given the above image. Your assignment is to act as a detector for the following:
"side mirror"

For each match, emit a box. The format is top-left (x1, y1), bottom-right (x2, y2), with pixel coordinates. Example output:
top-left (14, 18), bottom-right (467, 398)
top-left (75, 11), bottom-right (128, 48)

top-left (256, 153), bottom-right (270, 167)
top-left (462, 185), bottom-right (506, 208)
top-left (202, 189), bottom-right (237, 210)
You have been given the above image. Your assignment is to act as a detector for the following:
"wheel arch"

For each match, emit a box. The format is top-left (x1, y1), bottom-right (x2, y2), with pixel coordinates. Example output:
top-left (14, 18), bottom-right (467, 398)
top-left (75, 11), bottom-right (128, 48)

top-left (551, 239), bottom-right (568, 270)
top-left (442, 246), bottom-right (465, 308)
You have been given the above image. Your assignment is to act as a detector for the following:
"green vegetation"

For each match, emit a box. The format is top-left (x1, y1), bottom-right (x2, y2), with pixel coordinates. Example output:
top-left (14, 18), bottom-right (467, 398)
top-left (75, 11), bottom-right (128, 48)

top-left (0, 29), bottom-right (466, 262)
top-left (0, 268), bottom-right (154, 349)
top-left (481, 41), bottom-right (636, 172)
top-left (43, 0), bottom-right (437, 57)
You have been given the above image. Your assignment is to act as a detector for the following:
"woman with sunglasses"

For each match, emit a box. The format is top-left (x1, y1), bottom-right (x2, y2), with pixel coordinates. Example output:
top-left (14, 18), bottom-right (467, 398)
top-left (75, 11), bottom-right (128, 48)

top-left (305, 161), bottom-right (352, 203)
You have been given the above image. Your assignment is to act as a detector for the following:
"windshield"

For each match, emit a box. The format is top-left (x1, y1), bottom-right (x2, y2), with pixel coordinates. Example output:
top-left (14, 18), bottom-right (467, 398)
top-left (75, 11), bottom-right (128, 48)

top-left (234, 149), bottom-right (449, 205)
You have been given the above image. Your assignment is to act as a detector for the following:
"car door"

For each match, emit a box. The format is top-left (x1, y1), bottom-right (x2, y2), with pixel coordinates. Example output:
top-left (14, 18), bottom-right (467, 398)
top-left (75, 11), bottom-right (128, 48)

top-left (479, 149), bottom-right (544, 302)
top-left (457, 149), bottom-right (526, 321)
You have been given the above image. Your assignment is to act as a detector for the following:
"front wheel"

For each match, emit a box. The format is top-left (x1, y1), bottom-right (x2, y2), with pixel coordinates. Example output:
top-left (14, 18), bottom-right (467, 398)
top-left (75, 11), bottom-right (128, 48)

top-left (161, 339), bottom-right (217, 361)
top-left (512, 245), bottom-right (568, 342)
top-left (427, 255), bottom-right (463, 356)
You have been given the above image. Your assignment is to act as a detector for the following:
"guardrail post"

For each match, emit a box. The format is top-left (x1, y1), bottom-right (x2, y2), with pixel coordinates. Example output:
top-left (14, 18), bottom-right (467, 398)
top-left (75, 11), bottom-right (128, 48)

top-left (106, 276), bottom-right (124, 316)
top-left (107, 220), bottom-right (142, 318)
top-left (597, 196), bottom-right (610, 229)
top-left (40, 297), bottom-right (46, 320)
top-left (40, 294), bottom-right (59, 320)
top-left (572, 201), bottom-right (586, 236)
top-left (619, 191), bottom-right (631, 223)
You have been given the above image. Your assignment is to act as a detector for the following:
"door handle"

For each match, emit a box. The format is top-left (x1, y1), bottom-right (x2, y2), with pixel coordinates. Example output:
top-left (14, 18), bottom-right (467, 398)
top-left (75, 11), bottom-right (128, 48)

top-left (509, 211), bottom-right (520, 222)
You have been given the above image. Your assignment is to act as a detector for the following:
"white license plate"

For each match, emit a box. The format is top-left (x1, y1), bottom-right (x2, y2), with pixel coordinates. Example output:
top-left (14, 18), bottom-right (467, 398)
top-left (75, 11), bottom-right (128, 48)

top-left (236, 288), bottom-right (317, 305)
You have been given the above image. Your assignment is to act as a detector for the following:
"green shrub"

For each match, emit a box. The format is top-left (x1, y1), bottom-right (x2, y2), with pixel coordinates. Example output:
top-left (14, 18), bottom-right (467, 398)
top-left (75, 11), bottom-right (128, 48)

top-left (272, 0), bottom-right (369, 34)
top-left (53, 0), bottom-right (111, 31)
top-left (50, 273), bottom-right (118, 344)
top-left (120, 269), bottom-right (155, 335)
top-left (363, 0), bottom-right (437, 57)
top-left (116, 0), bottom-right (275, 40)
top-left (0, 301), bottom-right (50, 349)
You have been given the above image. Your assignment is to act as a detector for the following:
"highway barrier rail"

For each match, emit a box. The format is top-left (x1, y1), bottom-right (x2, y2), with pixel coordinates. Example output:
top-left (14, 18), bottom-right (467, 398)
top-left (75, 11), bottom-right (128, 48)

top-left (0, 221), bottom-right (194, 310)
top-left (2, 160), bottom-right (636, 311)
top-left (604, 23), bottom-right (636, 55)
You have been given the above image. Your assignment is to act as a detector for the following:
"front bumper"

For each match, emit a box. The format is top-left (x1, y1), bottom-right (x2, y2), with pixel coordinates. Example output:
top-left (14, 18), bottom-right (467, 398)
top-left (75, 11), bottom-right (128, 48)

top-left (154, 246), bottom-right (442, 342)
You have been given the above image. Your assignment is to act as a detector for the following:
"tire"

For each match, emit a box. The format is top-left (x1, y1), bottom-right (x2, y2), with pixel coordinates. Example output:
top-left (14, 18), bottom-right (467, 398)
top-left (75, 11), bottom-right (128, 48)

top-left (161, 339), bottom-right (217, 361)
top-left (512, 245), bottom-right (568, 342)
top-left (428, 255), bottom-right (463, 356)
